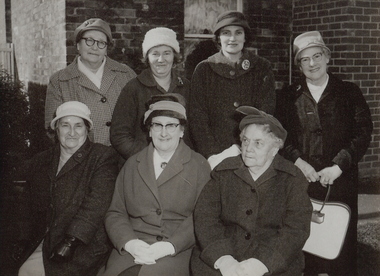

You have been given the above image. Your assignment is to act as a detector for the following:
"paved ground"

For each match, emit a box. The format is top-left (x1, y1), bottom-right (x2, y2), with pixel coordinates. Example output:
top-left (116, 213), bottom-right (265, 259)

top-left (358, 194), bottom-right (380, 224)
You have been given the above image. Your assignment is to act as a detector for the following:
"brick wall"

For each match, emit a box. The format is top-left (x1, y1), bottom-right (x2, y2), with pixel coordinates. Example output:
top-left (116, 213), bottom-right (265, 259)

top-left (11, 0), bottom-right (66, 85)
top-left (292, 0), bottom-right (380, 177)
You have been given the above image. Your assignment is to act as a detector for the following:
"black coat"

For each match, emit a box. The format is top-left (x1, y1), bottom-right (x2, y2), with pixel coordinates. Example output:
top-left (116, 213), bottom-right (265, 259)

top-left (13, 139), bottom-right (118, 276)
top-left (275, 73), bottom-right (373, 274)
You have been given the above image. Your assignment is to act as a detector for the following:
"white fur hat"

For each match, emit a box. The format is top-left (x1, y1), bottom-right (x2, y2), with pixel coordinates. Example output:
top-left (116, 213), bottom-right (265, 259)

top-left (142, 27), bottom-right (180, 58)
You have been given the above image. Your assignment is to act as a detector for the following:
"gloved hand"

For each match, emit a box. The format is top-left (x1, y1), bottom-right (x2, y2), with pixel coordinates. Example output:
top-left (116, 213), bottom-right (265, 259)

top-left (214, 255), bottom-right (244, 276)
top-left (125, 239), bottom-right (155, 265)
top-left (295, 157), bottom-right (319, 182)
top-left (318, 164), bottom-right (342, 187)
top-left (208, 144), bottom-right (241, 170)
top-left (150, 241), bottom-right (175, 260)
top-left (240, 258), bottom-right (269, 276)
top-left (50, 235), bottom-right (82, 263)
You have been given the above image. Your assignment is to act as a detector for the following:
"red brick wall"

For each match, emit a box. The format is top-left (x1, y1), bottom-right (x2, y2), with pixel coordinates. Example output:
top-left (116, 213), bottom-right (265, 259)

top-left (292, 0), bottom-right (380, 177)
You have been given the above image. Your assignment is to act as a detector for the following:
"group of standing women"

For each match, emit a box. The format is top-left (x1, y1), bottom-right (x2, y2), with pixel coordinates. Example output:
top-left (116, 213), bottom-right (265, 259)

top-left (10, 8), bottom-right (372, 276)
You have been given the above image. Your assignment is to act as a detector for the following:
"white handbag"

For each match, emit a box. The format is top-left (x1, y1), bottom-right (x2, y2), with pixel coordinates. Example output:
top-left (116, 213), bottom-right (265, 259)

top-left (302, 185), bottom-right (351, 260)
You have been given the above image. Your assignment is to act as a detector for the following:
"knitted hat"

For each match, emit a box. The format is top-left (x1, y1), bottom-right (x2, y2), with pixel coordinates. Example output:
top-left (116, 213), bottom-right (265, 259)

top-left (50, 101), bottom-right (93, 130)
top-left (142, 27), bottom-right (180, 58)
top-left (237, 106), bottom-right (287, 141)
top-left (74, 18), bottom-right (112, 43)
top-left (293, 31), bottom-right (330, 65)
top-left (213, 10), bottom-right (251, 34)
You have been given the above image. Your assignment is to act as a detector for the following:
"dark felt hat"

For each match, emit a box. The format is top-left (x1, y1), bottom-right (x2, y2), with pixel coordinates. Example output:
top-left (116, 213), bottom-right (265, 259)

top-left (213, 10), bottom-right (251, 34)
top-left (237, 106), bottom-right (287, 141)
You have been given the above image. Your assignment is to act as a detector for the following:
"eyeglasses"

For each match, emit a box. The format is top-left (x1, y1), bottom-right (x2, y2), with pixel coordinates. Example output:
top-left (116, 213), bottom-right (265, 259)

top-left (299, 52), bottom-right (323, 66)
top-left (81, 37), bottom-right (108, 49)
top-left (150, 123), bottom-right (180, 133)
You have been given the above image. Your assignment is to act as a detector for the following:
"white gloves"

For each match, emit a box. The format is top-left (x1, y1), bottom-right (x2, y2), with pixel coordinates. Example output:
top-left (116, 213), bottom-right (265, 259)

top-left (208, 144), bottom-right (241, 170)
top-left (214, 255), bottom-right (243, 276)
top-left (150, 241), bottom-right (175, 260)
top-left (125, 239), bottom-right (155, 265)
top-left (124, 239), bottom-right (175, 265)
top-left (240, 258), bottom-right (269, 276)
top-left (215, 256), bottom-right (268, 276)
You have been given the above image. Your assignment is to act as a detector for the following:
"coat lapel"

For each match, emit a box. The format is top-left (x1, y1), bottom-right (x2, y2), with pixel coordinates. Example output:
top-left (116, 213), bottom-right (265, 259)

top-left (99, 58), bottom-right (117, 93)
top-left (137, 144), bottom-right (160, 201)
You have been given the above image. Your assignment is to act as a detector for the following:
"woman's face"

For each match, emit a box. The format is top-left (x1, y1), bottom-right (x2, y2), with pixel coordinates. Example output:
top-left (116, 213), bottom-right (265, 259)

top-left (219, 25), bottom-right (245, 57)
top-left (241, 124), bottom-right (278, 170)
top-left (77, 30), bottom-right (108, 69)
top-left (298, 46), bottom-right (329, 85)
top-left (149, 116), bottom-right (183, 155)
top-left (148, 45), bottom-right (174, 78)
top-left (57, 116), bottom-right (88, 153)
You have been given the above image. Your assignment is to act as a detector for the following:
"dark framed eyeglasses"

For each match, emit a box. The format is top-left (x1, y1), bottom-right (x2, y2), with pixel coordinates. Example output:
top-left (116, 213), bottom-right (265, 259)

top-left (150, 123), bottom-right (180, 133)
top-left (299, 52), bottom-right (323, 66)
top-left (81, 37), bottom-right (108, 49)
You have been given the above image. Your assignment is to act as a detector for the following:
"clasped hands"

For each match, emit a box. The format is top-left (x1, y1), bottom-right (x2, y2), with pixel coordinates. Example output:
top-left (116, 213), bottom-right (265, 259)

top-left (295, 158), bottom-right (342, 186)
top-left (125, 239), bottom-right (175, 265)
top-left (216, 255), bottom-right (268, 276)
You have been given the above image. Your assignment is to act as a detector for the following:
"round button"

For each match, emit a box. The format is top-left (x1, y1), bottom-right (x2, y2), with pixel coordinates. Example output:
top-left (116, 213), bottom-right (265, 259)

top-left (315, 129), bottom-right (322, 135)
top-left (230, 70), bottom-right (235, 76)
top-left (245, 233), bottom-right (251, 240)
top-left (101, 97), bottom-right (107, 103)
top-left (106, 121), bottom-right (112, 127)
top-left (156, 209), bottom-right (162, 215)
top-left (246, 209), bottom-right (253, 215)
top-left (233, 102), bottom-right (240, 108)
top-left (78, 153), bottom-right (82, 158)
top-left (251, 188), bottom-right (256, 193)
top-left (156, 236), bottom-right (163, 241)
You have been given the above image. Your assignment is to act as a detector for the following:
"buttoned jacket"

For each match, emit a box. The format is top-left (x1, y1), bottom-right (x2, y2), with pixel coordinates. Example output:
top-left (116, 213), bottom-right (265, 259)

top-left (103, 140), bottom-right (210, 276)
top-left (14, 139), bottom-right (119, 276)
top-left (188, 50), bottom-right (276, 158)
top-left (45, 56), bottom-right (136, 146)
top-left (110, 68), bottom-right (190, 161)
top-left (191, 155), bottom-right (312, 276)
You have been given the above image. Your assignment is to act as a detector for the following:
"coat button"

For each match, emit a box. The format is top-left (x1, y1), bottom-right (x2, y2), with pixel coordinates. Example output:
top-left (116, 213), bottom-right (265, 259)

top-left (245, 233), bottom-right (251, 240)
top-left (315, 129), bottom-right (322, 135)
top-left (246, 209), bottom-right (253, 215)
top-left (78, 153), bottom-right (82, 158)
top-left (156, 209), bottom-right (162, 215)
top-left (101, 97), bottom-right (107, 103)
top-left (156, 236), bottom-right (163, 241)
top-left (230, 70), bottom-right (235, 76)
top-left (251, 188), bottom-right (256, 193)
top-left (106, 121), bottom-right (112, 127)
top-left (233, 102), bottom-right (240, 107)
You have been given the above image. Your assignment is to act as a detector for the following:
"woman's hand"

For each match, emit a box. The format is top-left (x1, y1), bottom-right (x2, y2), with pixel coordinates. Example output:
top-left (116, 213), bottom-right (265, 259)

top-left (239, 258), bottom-right (268, 276)
top-left (215, 255), bottom-right (245, 276)
top-left (318, 165), bottom-right (342, 187)
top-left (295, 158), bottom-right (320, 182)
top-left (124, 239), bottom-right (155, 265)
top-left (150, 241), bottom-right (175, 260)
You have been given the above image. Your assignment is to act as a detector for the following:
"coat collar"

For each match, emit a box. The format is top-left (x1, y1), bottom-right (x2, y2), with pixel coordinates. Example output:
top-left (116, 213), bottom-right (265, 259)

top-left (51, 138), bottom-right (92, 180)
top-left (207, 49), bottom-right (259, 79)
top-left (215, 154), bottom-right (298, 188)
top-left (136, 68), bottom-right (185, 92)
top-left (292, 72), bottom-right (338, 100)
top-left (136, 140), bottom-right (191, 198)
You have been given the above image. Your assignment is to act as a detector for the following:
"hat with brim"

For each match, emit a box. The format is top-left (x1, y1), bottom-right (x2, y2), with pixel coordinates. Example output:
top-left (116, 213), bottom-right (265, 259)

top-left (237, 106), bottom-right (287, 141)
top-left (74, 18), bottom-right (112, 44)
top-left (144, 101), bottom-right (186, 125)
top-left (213, 10), bottom-right (251, 34)
top-left (293, 31), bottom-right (330, 65)
top-left (50, 101), bottom-right (93, 130)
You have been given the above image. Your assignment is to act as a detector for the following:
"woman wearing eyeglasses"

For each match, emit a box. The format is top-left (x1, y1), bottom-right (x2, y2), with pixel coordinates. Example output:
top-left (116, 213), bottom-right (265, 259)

top-left (275, 31), bottom-right (373, 276)
top-left (45, 18), bottom-right (136, 146)
top-left (110, 27), bottom-right (191, 166)
top-left (101, 94), bottom-right (210, 276)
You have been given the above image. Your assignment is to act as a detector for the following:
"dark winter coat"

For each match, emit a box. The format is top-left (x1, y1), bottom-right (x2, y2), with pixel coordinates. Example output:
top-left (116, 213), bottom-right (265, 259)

top-left (110, 68), bottom-right (191, 162)
top-left (275, 72), bottom-right (373, 274)
top-left (103, 140), bottom-right (210, 276)
top-left (188, 50), bottom-right (276, 158)
top-left (191, 155), bottom-right (312, 276)
top-left (13, 139), bottom-right (118, 276)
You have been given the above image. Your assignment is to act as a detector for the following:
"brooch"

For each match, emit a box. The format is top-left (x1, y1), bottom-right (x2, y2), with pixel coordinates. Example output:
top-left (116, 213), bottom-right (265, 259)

top-left (242, 59), bottom-right (250, 70)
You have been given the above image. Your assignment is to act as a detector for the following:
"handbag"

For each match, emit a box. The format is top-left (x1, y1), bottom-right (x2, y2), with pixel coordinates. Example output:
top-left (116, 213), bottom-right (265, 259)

top-left (302, 185), bottom-right (351, 260)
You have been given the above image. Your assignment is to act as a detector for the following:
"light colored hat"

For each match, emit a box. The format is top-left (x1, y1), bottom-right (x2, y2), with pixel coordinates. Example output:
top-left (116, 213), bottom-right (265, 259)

top-left (144, 100), bottom-right (186, 124)
top-left (237, 106), bottom-right (287, 141)
top-left (74, 18), bottom-right (112, 43)
top-left (293, 31), bottom-right (330, 64)
top-left (142, 27), bottom-right (180, 58)
top-left (50, 101), bottom-right (93, 130)
top-left (213, 10), bottom-right (250, 34)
